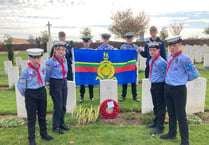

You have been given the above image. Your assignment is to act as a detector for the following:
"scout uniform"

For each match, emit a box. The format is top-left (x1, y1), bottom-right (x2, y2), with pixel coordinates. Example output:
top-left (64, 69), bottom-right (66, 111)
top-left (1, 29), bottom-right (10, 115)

top-left (79, 36), bottom-right (94, 103)
top-left (160, 36), bottom-right (199, 145)
top-left (50, 41), bottom-right (73, 81)
top-left (120, 32), bottom-right (139, 102)
top-left (97, 33), bottom-right (114, 50)
top-left (46, 41), bottom-right (69, 134)
top-left (146, 42), bottom-right (167, 135)
top-left (140, 37), bottom-right (166, 78)
top-left (17, 48), bottom-right (53, 145)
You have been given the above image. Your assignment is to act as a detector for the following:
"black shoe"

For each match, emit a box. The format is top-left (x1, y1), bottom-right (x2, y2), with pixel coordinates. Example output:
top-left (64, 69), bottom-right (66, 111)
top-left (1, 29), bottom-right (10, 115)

top-left (53, 128), bottom-right (64, 134)
top-left (90, 98), bottom-right (94, 102)
top-left (120, 97), bottom-right (126, 101)
top-left (150, 128), bottom-right (163, 134)
top-left (160, 133), bottom-right (177, 139)
top-left (180, 140), bottom-right (190, 145)
top-left (80, 98), bottom-right (84, 103)
top-left (133, 97), bottom-right (140, 102)
top-left (29, 140), bottom-right (36, 145)
top-left (146, 123), bottom-right (156, 128)
top-left (60, 124), bottom-right (70, 131)
top-left (41, 134), bottom-right (53, 141)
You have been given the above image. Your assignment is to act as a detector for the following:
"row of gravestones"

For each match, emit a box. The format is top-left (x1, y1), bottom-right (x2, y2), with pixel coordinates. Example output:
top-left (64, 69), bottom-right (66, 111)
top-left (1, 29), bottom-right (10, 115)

top-left (139, 44), bottom-right (209, 70)
top-left (167, 44), bottom-right (209, 65)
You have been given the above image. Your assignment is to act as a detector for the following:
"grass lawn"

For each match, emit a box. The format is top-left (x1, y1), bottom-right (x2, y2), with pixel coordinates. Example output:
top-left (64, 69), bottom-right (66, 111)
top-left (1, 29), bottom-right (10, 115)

top-left (0, 124), bottom-right (209, 145)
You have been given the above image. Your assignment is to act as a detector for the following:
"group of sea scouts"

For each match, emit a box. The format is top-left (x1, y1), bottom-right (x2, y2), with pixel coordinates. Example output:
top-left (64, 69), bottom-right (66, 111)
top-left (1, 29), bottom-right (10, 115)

top-left (17, 26), bottom-right (199, 145)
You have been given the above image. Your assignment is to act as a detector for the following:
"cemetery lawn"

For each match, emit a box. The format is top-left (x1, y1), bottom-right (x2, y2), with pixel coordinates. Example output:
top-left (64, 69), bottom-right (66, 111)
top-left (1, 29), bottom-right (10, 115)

top-left (0, 54), bottom-right (209, 113)
top-left (0, 124), bottom-right (209, 145)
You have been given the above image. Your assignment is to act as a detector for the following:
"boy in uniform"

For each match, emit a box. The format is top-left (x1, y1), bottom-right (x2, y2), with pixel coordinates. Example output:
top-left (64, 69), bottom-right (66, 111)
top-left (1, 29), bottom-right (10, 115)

top-left (146, 42), bottom-right (167, 135)
top-left (97, 33), bottom-right (114, 50)
top-left (17, 48), bottom-right (53, 145)
top-left (137, 26), bottom-right (166, 78)
top-left (79, 36), bottom-right (94, 103)
top-left (160, 35), bottom-right (199, 145)
top-left (120, 32), bottom-right (139, 102)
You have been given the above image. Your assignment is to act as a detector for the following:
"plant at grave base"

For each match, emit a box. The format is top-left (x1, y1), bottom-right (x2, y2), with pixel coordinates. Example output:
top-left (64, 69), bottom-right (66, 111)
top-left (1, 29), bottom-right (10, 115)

top-left (124, 112), bottom-right (137, 120)
top-left (195, 112), bottom-right (209, 121)
top-left (72, 105), bottom-right (100, 125)
top-left (187, 114), bottom-right (202, 124)
top-left (0, 117), bottom-right (25, 128)
top-left (140, 112), bottom-right (154, 124)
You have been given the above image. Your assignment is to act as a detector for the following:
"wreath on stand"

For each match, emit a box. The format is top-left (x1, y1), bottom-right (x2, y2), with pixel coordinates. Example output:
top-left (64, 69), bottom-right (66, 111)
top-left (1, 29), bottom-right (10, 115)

top-left (100, 99), bottom-right (120, 119)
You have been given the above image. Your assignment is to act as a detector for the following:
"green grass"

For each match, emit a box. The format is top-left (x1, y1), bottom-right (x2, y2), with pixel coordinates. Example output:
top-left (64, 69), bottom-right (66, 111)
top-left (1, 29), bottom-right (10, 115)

top-left (0, 85), bottom-right (142, 114)
top-left (0, 124), bottom-right (209, 145)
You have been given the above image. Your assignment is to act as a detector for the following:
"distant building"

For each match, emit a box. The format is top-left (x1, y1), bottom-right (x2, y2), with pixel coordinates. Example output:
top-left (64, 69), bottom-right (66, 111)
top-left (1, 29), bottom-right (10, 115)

top-left (12, 38), bottom-right (30, 44)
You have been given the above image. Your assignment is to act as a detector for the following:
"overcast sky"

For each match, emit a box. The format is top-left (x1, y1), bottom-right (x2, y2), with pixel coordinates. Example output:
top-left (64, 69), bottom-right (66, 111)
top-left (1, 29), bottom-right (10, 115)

top-left (0, 0), bottom-right (209, 41)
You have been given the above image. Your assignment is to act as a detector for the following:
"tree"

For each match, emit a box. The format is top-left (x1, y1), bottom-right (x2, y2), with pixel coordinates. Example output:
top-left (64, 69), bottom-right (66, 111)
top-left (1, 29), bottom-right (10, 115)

top-left (40, 31), bottom-right (49, 52)
top-left (169, 22), bottom-right (184, 36)
top-left (109, 9), bottom-right (150, 39)
top-left (28, 35), bottom-right (35, 44)
top-left (159, 27), bottom-right (169, 40)
top-left (204, 26), bottom-right (209, 35)
top-left (4, 34), bottom-right (14, 63)
top-left (80, 27), bottom-right (93, 38)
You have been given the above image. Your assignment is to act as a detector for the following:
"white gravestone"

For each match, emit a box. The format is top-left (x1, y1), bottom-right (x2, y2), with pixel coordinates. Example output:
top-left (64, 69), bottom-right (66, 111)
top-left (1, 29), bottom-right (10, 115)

top-left (100, 79), bottom-right (118, 104)
top-left (204, 54), bottom-right (209, 67)
top-left (141, 79), bottom-right (153, 113)
top-left (15, 57), bottom-right (22, 68)
top-left (21, 60), bottom-right (29, 71)
top-left (66, 81), bottom-right (76, 113)
top-left (8, 67), bottom-right (19, 88)
top-left (139, 55), bottom-right (146, 70)
top-left (4, 60), bottom-right (12, 74)
top-left (15, 84), bottom-right (27, 118)
top-left (141, 78), bottom-right (207, 114)
top-left (186, 77), bottom-right (207, 114)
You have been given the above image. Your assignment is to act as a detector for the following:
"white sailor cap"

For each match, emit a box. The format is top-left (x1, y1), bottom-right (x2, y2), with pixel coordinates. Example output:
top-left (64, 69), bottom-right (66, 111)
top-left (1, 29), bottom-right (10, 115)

top-left (166, 35), bottom-right (182, 45)
top-left (147, 41), bottom-right (160, 49)
top-left (124, 32), bottom-right (135, 38)
top-left (27, 48), bottom-right (43, 57)
top-left (53, 41), bottom-right (67, 47)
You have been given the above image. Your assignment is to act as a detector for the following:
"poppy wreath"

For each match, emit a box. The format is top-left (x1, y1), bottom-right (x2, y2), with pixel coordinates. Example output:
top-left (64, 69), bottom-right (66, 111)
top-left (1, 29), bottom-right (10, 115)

top-left (100, 99), bottom-right (120, 119)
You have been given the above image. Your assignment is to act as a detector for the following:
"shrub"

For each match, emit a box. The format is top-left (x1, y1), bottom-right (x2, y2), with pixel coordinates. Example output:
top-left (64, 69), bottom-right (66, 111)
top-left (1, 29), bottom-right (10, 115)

top-left (0, 117), bottom-right (25, 128)
top-left (187, 114), bottom-right (202, 124)
top-left (72, 105), bottom-right (100, 125)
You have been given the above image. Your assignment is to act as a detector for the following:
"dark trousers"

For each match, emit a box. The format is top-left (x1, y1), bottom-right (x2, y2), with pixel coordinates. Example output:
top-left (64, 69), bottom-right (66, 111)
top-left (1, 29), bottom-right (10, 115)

top-left (67, 65), bottom-right (73, 81)
top-left (80, 85), bottom-right (94, 99)
top-left (50, 78), bottom-right (67, 129)
top-left (25, 87), bottom-right (47, 141)
top-left (122, 83), bottom-right (137, 98)
top-left (165, 84), bottom-right (189, 144)
top-left (145, 65), bottom-right (149, 78)
top-left (150, 82), bottom-right (166, 130)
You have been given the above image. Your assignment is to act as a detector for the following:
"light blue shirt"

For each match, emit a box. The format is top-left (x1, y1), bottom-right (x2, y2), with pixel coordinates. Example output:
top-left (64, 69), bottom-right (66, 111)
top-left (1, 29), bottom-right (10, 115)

top-left (80, 47), bottom-right (94, 50)
top-left (165, 53), bottom-right (199, 86)
top-left (45, 57), bottom-right (68, 82)
top-left (149, 56), bottom-right (167, 83)
top-left (97, 44), bottom-right (114, 50)
top-left (17, 65), bottom-right (46, 96)
top-left (120, 43), bottom-right (138, 50)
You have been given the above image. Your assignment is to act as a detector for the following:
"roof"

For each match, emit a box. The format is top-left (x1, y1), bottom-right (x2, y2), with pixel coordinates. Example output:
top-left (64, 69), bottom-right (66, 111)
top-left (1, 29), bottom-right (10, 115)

top-left (12, 38), bottom-right (30, 44)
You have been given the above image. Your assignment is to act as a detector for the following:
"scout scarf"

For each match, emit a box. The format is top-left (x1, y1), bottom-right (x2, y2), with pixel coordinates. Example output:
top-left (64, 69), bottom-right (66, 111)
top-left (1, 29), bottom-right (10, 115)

top-left (54, 55), bottom-right (65, 80)
top-left (150, 53), bottom-right (160, 77)
top-left (166, 50), bottom-right (182, 73)
top-left (27, 63), bottom-right (43, 86)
